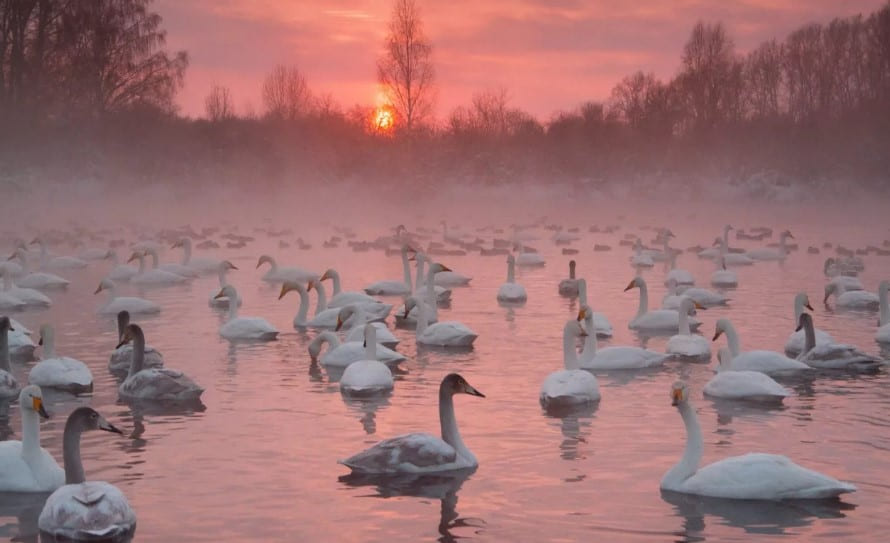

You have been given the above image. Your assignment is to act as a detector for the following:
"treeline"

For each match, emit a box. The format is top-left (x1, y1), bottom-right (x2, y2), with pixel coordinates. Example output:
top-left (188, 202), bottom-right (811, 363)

top-left (1, 1), bottom-right (889, 196)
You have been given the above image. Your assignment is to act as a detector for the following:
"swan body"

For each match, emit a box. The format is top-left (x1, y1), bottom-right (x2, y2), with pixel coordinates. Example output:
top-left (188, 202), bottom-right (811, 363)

top-left (106, 250), bottom-right (139, 281)
top-left (578, 306), bottom-right (667, 369)
top-left (824, 283), bottom-right (879, 310)
top-left (0, 290), bottom-right (25, 310)
top-left (173, 237), bottom-right (222, 273)
top-left (515, 246), bottom-right (545, 267)
top-left (795, 313), bottom-right (882, 370)
top-left (306, 280), bottom-right (388, 329)
top-left (339, 325), bottom-right (394, 396)
top-left (31, 239), bottom-right (87, 270)
top-left (1, 265), bottom-right (52, 306)
top-left (37, 408), bottom-right (136, 541)
top-left (877, 281), bottom-right (890, 344)
top-left (675, 286), bottom-right (728, 307)
top-left (128, 252), bottom-right (187, 285)
top-left (337, 306), bottom-right (399, 347)
top-left (9, 249), bottom-right (70, 289)
top-left (407, 296), bottom-right (477, 348)
top-left (8, 322), bottom-right (37, 359)
top-left (109, 311), bottom-right (163, 375)
top-left (434, 270), bottom-right (472, 287)
top-left (826, 275), bottom-right (863, 293)
top-left (0, 318), bottom-right (20, 399)
top-left (365, 245), bottom-right (413, 295)
top-left (117, 324), bottom-right (203, 400)
top-left (662, 381), bottom-right (855, 499)
top-left (29, 325), bottom-right (93, 393)
top-left (411, 253), bottom-right (453, 303)
top-left (540, 319), bottom-right (600, 408)
top-left (666, 298), bottom-right (710, 361)
top-left (497, 254), bottom-right (527, 303)
top-left (0, 385), bottom-right (64, 492)
top-left (95, 278), bottom-right (160, 315)
top-left (309, 331), bottom-right (405, 368)
top-left (713, 319), bottom-right (809, 374)
top-left (339, 373), bottom-right (484, 474)
top-left (704, 348), bottom-right (790, 402)
top-left (711, 269), bottom-right (738, 288)
top-left (666, 268), bottom-right (695, 287)
top-left (321, 268), bottom-right (381, 307)
top-left (784, 293), bottom-right (832, 357)
top-left (215, 285), bottom-right (278, 340)
top-left (256, 254), bottom-right (317, 283)
top-left (747, 231), bottom-right (794, 261)
top-left (558, 260), bottom-right (579, 296)
top-left (625, 277), bottom-right (700, 334)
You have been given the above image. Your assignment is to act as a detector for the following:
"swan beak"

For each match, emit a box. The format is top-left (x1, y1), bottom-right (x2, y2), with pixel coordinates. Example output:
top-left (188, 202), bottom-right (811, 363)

top-left (712, 329), bottom-right (723, 341)
top-left (823, 294), bottom-right (830, 305)
top-left (94, 284), bottom-right (103, 295)
top-left (463, 384), bottom-right (485, 398)
top-left (115, 337), bottom-right (130, 349)
top-left (214, 289), bottom-right (227, 300)
top-left (277, 284), bottom-right (290, 300)
top-left (694, 302), bottom-right (706, 310)
top-left (787, 232), bottom-right (795, 239)
top-left (805, 302), bottom-right (814, 311)
top-left (29, 237), bottom-right (38, 245)
top-left (335, 317), bottom-right (343, 331)
top-left (577, 308), bottom-right (587, 321)
top-left (671, 388), bottom-right (683, 406)
top-left (440, 264), bottom-right (452, 272)
top-left (230, 263), bottom-right (238, 270)
top-left (38, 335), bottom-right (43, 346)
top-left (623, 280), bottom-right (636, 291)
top-left (319, 271), bottom-right (330, 281)
top-left (98, 417), bottom-right (123, 435)
top-left (126, 253), bottom-right (138, 263)
top-left (171, 241), bottom-right (181, 249)
top-left (795, 322), bottom-right (803, 332)
top-left (6, 253), bottom-right (16, 261)
top-left (33, 397), bottom-right (49, 419)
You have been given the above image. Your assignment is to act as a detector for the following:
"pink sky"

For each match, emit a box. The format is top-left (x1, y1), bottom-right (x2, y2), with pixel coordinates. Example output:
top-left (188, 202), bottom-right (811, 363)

top-left (156, 0), bottom-right (887, 120)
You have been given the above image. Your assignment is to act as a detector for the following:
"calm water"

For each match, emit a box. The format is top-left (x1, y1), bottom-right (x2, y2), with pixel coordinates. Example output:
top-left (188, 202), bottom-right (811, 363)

top-left (2, 203), bottom-right (889, 542)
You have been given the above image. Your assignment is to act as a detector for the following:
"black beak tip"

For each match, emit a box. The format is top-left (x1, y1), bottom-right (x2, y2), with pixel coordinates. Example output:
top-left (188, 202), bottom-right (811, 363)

top-left (38, 406), bottom-right (50, 419)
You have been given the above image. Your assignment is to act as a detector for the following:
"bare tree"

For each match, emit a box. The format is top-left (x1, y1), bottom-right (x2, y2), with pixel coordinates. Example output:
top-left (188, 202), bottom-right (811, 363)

top-left (676, 21), bottom-right (739, 130)
top-left (262, 64), bottom-right (312, 121)
top-left (204, 84), bottom-right (234, 121)
top-left (377, 0), bottom-right (435, 131)
top-left (743, 40), bottom-right (784, 119)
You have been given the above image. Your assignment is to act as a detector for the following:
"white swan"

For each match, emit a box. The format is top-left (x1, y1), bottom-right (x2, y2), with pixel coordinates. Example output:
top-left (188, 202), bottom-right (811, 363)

top-left (94, 278), bottom-right (160, 315)
top-left (412, 252), bottom-right (453, 303)
top-left (747, 230), bottom-right (794, 261)
top-left (0, 385), bottom-right (63, 492)
top-left (557, 260), bottom-right (579, 296)
top-left (579, 306), bottom-right (668, 369)
top-left (172, 237), bottom-right (221, 273)
top-left (306, 280), bottom-right (388, 328)
top-left (7, 318), bottom-right (36, 359)
top-left (713, 319), bottom-right (809, 374)
top-left (795, 313), bottom-right (882, 370)
top-left (666, 298), bottom-right (711, 362)
top-left (31, 237), bottom-right (87, 269)
top-left (697, 225), bottom-right (732, 259)
top-left (515, 244), bottom-right (545, 267)
top-left (0, 289), bottom-right (24, 310)
top-left (540, 319), bottom-right (600, 408)
top-left (308, 330), bottom-right (405, 368)
top-left (208, 260), bottom-right (241, 308)
top-left (704, 348), bottom-right (790, 402)
top-left (339, 325), bottom-right (394, 396)
top-left (0, 317), bottom-right (21, 400)
top-left (108, 310), bottom-right (163, 375)
top-left (336, 305), bottom-right (399, 348)
top-left (117, 324), bottom-right (204, 401)
top-left (279, 281), bottom-right (312, 327)
top-left (320, 268), bottom-right (381, 307)
top-left (1, 264), bottom-right (51, 306)
top-left (149, 245), bottom-right (199, 278)
top-left (127, 251), bottom-right (188, 285)
top-left (37, 407), bottom-right (136, 541)
top-left (710, 256), bottom-right (738, 288)
top-left (29, 324), bottom-right (93, 394)
top-left (407, 263), bottom-right (477, 347)
top-left (824, 282), bottom-right (879, 310)
top-left (577, 278), bottom-right (613, 337)
top-left (625, 276), bottom-right (700, 334)
top-left (497, 254), bottom-right (527, 303)
top-left (783, 293), bottom-right (833, 356)
top-left (665, 253), bottom-right (695, 286)
top-left (257, 254), bottom-right (317, 283)
top-left (364, 245), bottom-right (412, 295)
top-left (106, 249), bottom-right (138, 281)
top-left (630, 239), bottom-right (654, 268)
top-left (9, 248), bottom-right (70, 289)
top-left (339, 373), bottom-right (484, 474)
top-left (214, 285), bottom-right (278, 340)
top-left (715, 229), bottom-right (755, 266)
top-left (662, 381), bottom-right (855, 499)
top-left (877, 281), bottom-right (890, 344)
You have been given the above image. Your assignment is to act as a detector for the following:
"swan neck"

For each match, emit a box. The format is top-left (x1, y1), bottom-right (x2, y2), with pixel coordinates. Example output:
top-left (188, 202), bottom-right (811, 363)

top-left (663, 401), bottom-right (702, 489)
top-left (0, 329), bottom-right (9, 371)
top-left (21, 407), bottom-right (41, 458)
top-left (439, 388), bottom-right (469, 459)
top-left (425, 267), bottom-right (438, 322)
top-left (129, 329), bottom-right (145, 377)
top-left (2, 268), bottom-right (11, 290)
top-left (226, 291), bottom-right (239, 321)
top-left (149, 250), bottom-right (159, 268)
top-left (563, 327), bottom-right (580, 370)
top-left (506, 258), bottom-right (515, 283)
top-left (880, 285), bottom-right (889, 326)
top-left (724, 322), bottom-right (741, 356)
top-left (569, 262), bottom-right (575, 279)
top-left (364, 328), bottom-right (376, 360)
top-left (803, 318), bottom-right (816, 353)
top-left (217, 267), bottom-right (227, 287)
top-left (678, 305), bottom-right (690, 336)
top-left (416, 296), bottom-right (428, 334)
top-left (793, 296), bottom-right (804, 322)
top-left (105, 282), bottom-right (117, 303)
top-left (314, 283), bottom-right (328, 316)
top-left (137, 254), bottom-right (146, 273)
top-left (295, 288), bottom-right (309, 325)
top-left (578, 279), bottom-right (587, 306)
top-left (42, 329), bottom-right (55, 359)
top-left (330, 270), bottom-right (342, 296)
top-left (414, 256), bottom-right (425, 291)
top-left (402, 249), bottom-right (413, 290)
top-left (636, 281), bottom-right (649, 319)
top-left (181, 241), bottom-right (192, 265)
top-left (582, 315), bottom-right (597, 360)
top-left (62, 420), bottom-right (86, 485)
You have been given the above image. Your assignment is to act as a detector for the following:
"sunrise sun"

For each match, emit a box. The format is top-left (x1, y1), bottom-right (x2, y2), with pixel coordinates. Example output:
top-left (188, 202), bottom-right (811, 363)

top-left (374, 106), bottom-right (394, 132)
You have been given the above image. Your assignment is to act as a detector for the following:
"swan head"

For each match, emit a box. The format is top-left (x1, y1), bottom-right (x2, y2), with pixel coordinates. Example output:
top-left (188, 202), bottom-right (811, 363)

top-left (29, 236), bottom-right (42, 246)
top-left (823, 283), bottom-right (837, 304)
top-left (220, 260), bottom-right (238, 271)
top-left (795, 312), bottom-right (813, 332)
top-left (66, 407), bottom-right (123, 435)
top-left (670, 381), bottom-right (689, 406)
top-left (623, 277), bottom-right (642, 292)
top-left (880, 280), bottom-right (889, 297)
top-left (19, 385), bottom-right (49, 419)
top-left (724, 224), bottom-right (733, 232)
top-left (319, 268), bottom-right (336, 282)
top-left (278, 281), bottom-right (304, 300)
top-left (430, 262), bottom-right (452, 273)
top-left (565, 317), bottom-right (588, 338)
top-left (172, 238), bottom-right (191, 249)
top-left (256, 254), bottom-right (275, 269)
top-left (782, 230), bottom-right (794, 239)
top-left (0, 316), bottom-right (11, 333)
top-left (94, 278), bottom-right (115, 294)
top-left (679, 296), bottom-right (704, 314)
top-left (37, 324), bottom-right (53, 347)
top-left (336, 305), bottom-right (357, 331)
top-left (126, 251), bottom-right (144, 264)
top-left (103, 249), bottom-right (116, 260)
top-left (442, 373), bottom-right (485, 398)
top-left (116, 323), bottom-right (144, 348)
top-left (712, 318), bottom-right (731, 341)
top-left (506, 253), bottom-right (515, 265)
top-left (794, 292), bottom-right (814, 312)
top-left (569, 259), bottom-right (576, 271)
top-left (402, 296), bottom-right (418, 318)
top-left (361, 323), bottom-right (376, 347)
top-left (215, 284), bottom-right (238, 300)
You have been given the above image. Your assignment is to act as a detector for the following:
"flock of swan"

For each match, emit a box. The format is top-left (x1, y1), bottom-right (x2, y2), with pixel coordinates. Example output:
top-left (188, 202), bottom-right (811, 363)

top-left (0, 220), bottom-right (888, 539)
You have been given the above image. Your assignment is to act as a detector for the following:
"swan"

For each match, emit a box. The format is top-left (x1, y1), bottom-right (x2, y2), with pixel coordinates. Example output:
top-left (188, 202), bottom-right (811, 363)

top-left (214, 285), bottom-right (278, 340)
top-left (557, 260), bottom-right (579, 296)
top-left (630, 239), bottom-right (655, 268)
top-left (407, 252), bottom-right (452, 310)
top-left (308, 330), bottom-right (405, 368)
top-left (704, 348), bottom-right (790, 402)
top-left (497, 254), bottom-right (527, 303)
top-left (795, 313), bottom-right (882, 370)
top-left (29, 324), bottom-right (93, 394)
top-left (339, 325), bottom-right (394, 396)
top-left (713, 319), bottom-right (809, 374)
top-left (9, 249), bottom-right (70, 289)
top-left (94, 278), bottom-right (160, 315)
top-left (877, 281), bottom-right (890, 344)
top-left (37, 407), bottom-right (136, 541)
top-left (698, 225), bottom-right (732, 259)
top-left (0, 385), bottom-right (63, 492)
top-left (824, 256), bottom-right (863, 278)
top-left (127, 251), bottom-right (188, 285)
top-left (515, 244), bottom-right (545, 267)
top-left (666, 298), bottom-right (711, 362)
top-left (579, 305), bottom-right (668, 369)
top-left (0, 317), bottom-right (21, 399)
top-left (783, 293), bottom-right (832, 357)
top-left (306, 280), bottom-right (389, 328)
top-left (172, 237), bottom-right (221, 273)
top-left (540, 319), bottom-right (600, 408)
top-left (710, 256), bottom-right (738, 288)
top-left (257, 254), bottom-right (317, 283)
top-left (662, 380), bottom-right (855, 499)
top-left (1, 264), bottom-right (52, 306)
top-left (339, 373), bottom-right (484, 474)
top-left (364, 245), bottom-right (412, 295)
top-left (625, 276), bottom-right (700, 334)
top-left (279, 281), bottom-right (313, 327)
top-left (674, 285), bottom-right (728, 308)
top-left (336, 305), bottom-right (399, 348)
top-left (407, 263), bottom-right (477, 347)
top-left (7, 319), bottom-right (36, 359)
top-left (117, 324), bottom-right (204, 400)
top-left (824, 282), bottom-right (879, 310)
top-left (109, 311), bottom-right (163, 375)
top-left (106, 249), bottom-right (139, 281)
top-left (209, 260), bottom-right (241, 308)
top-left (320, 268), bottom-right (382, 307)
top-left (150, 245), bottom-right (199, 278)
top-left (747, 230), bottom-right (793, 261)
top-left (715, 230), bottom-right (755, 266)
top-left (30, 237), bottom-right (87, 269)
top-left (577, 279), bottom-right (613, 337)
top-left (665, 253), bottom-right (695, 286)
top-left (0, 288), bottom-right (24, 310)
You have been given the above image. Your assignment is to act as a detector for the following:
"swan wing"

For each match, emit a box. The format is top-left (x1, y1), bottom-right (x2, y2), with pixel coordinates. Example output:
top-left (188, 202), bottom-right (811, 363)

top-left (339, 433), bottom-right (457, 474)
top-left (38, 482), bottom-right (136, 540)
